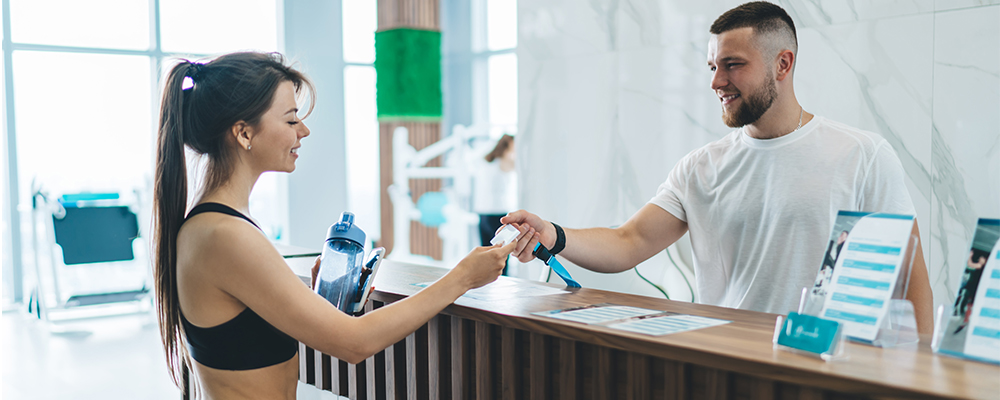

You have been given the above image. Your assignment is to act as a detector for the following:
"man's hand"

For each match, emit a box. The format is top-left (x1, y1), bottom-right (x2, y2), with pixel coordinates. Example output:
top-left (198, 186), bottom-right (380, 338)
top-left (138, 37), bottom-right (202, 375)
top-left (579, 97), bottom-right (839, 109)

top-left (310, 256), bottom-right (321, 289)
top-left (501, 210), bottom-right (555, 263)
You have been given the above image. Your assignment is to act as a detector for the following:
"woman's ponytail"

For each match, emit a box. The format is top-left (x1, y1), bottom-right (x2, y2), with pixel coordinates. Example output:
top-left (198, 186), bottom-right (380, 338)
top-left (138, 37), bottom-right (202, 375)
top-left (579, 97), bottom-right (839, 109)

top-left (153, 61), bottom-right (197, 391)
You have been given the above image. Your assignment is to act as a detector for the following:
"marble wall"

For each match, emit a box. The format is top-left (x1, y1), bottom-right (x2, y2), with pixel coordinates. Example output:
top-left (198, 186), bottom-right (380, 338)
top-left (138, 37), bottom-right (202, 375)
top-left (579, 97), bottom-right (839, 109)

top-left (517, 0), bottom-right (1000, 310)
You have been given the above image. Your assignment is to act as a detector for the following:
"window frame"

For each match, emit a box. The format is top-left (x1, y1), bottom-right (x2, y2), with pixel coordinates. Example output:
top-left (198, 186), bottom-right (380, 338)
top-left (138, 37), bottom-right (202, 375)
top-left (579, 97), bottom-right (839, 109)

top-left (0, 0), bottom-right (281, 305)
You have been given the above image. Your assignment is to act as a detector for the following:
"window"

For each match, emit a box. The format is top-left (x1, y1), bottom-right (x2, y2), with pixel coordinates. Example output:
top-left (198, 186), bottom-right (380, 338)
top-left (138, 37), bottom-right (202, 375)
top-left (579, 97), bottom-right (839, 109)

top-left (342, 0), bottom-right (379, 241)
top-left (337, 0), bottom-right (519, 247)
top-left (480, 0), bottom-right (518, 136)
top-left (2, 0), bottom-right (281, 304)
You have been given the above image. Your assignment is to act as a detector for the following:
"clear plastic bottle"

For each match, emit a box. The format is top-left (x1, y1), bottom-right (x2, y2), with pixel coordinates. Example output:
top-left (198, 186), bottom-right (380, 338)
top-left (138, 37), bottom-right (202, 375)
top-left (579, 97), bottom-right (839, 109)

top-left (315, 212), bottom-right (367, 313)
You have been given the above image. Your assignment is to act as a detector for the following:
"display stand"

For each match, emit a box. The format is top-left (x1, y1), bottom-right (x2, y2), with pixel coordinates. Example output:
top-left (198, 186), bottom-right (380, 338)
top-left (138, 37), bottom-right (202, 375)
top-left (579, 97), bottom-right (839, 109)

top-left (933, 302), bottom-right (1000, 365)
top-left (931, 217), bottom-right (1000, 365)
top-left (796, 234), bottom-right (920, 349)
top-left (860, 235), bottom-right (920, 348)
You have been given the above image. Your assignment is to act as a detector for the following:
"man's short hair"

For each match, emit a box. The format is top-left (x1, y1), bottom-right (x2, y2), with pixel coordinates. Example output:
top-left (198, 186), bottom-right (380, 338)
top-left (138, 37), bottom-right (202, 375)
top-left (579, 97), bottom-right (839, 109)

top-left (710, 2), bottom-right (798, 61)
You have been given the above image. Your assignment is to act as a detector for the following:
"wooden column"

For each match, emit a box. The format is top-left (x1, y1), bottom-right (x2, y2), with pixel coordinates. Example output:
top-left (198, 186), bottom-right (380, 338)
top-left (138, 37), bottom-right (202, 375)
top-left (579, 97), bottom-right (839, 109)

top-left (376, 0), bottom-right (444, 261)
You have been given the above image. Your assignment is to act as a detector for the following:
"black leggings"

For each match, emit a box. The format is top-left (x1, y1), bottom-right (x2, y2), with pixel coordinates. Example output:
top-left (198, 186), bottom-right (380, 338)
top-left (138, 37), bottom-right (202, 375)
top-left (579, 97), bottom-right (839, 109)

top-left (479, 214), bottom-right (509, 275)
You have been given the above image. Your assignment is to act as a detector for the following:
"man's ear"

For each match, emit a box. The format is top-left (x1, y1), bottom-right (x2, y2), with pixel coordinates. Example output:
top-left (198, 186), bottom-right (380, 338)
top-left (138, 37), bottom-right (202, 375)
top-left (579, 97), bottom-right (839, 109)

top-left (775, 49), bottom-right (795, 81)
top-left (230, 121), bottom-right (253, 150)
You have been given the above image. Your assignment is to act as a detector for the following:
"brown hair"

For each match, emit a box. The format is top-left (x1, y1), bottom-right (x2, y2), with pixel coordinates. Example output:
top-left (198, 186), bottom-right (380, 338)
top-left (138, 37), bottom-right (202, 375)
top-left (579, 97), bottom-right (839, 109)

top-left (484, 134), bottom-right (514, 163)
top-left (153, 52), bottom-right (314, 392)
top-left (710, 2), bottom-right (798, 59)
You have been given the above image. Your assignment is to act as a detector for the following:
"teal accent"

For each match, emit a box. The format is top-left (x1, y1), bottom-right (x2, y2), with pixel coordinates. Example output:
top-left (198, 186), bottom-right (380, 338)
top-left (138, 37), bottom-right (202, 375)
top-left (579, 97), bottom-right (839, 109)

top-left (842, 259), bottom-right (896, 273)
top-left (991, 270), bottom-right (1000, 279)
top-left (776, 312), bottom-right (841, 355)
top-left (60, 193), bottom-right (119, 203)
top-left (416, 192), bottom-right (448, 227)
top-left (847, 242), bottom-right (901, 255)
top-left (837, 276), bottom-right (890, 291)
top-left (972, 326), bottom-right (1000, 339)
top-left (837, 211), bottom-right (871, 217)
top-left (824, 309), bottom-right (878, 325)
top-left (831, 293), bottom-right (884, 308)
top-left (986, 288), bottom-right (1000, 299)
top-left (979, 218), bottom-right (1000, 226)
top-left (866, 213), bottom-right (914, 220)
top-left (937, 348), bottom-right (1000, 365)
top-left (535, 243), bottom-right (581, 288)
top-left (981, 308), bottom-right (1000, 319)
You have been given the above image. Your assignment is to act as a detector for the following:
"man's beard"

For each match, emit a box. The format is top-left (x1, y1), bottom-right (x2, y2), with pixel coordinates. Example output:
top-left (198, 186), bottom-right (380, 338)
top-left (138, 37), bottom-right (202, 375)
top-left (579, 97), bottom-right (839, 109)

top-left (721, 74), bottom-right (777, 128)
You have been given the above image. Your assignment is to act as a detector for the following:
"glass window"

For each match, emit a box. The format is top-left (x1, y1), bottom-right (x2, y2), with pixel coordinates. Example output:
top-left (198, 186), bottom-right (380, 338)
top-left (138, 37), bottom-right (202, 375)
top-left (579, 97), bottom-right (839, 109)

top-left (342, 0), bottom-right (377, 64)
top-left (487, 53), bottom-right (517, 127)
top-left (250, 172), bottom-right (287, 241)
top-left (9, 0), bottom-right (150, 50)
top-left (13, 51), bottom-right (152, 198)
top-left (343, 65), bottom-right (380, 240)
top-left (486, 0), bottom-right (517, 51)
top-left (159, 0), bottom-right (278, 54)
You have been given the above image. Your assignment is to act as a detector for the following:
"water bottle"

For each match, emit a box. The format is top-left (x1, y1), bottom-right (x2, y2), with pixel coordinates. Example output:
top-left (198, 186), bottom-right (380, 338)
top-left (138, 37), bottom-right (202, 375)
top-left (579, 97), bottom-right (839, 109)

top-left (315, 212), bottom-right (367, 313)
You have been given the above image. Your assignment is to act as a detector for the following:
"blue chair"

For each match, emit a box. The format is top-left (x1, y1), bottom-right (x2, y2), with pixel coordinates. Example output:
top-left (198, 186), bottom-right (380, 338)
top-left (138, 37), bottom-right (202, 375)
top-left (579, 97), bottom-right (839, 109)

top-left (28, 191), bottom-right (151, 321)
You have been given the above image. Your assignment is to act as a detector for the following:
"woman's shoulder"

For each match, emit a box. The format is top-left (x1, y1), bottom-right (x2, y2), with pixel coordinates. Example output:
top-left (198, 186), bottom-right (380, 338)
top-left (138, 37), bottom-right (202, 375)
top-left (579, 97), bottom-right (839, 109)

top-left (178, 212), bottom-right (264, 258)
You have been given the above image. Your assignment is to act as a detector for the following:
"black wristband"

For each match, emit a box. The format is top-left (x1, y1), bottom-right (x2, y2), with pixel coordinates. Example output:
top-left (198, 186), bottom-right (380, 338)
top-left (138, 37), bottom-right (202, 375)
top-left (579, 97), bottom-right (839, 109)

top-left (550, 222), bottom-right (566, 255)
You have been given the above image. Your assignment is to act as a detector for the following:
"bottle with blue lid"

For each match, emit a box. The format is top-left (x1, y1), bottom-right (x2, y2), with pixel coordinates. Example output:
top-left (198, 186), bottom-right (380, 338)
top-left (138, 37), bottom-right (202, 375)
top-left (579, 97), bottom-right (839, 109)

top-left (315, 212), bottom-right (367, 313)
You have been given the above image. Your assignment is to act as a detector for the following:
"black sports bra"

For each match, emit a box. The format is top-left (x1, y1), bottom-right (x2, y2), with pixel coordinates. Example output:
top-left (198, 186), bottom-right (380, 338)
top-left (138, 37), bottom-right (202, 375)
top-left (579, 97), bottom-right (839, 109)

top-left (180, 202), bottom-right (297, 370)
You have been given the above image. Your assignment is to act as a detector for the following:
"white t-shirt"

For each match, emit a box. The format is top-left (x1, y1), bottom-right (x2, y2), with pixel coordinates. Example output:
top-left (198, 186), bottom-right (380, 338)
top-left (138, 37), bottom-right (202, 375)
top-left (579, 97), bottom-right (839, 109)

top-left (472, 161), bottom-right (518, 215)
top-left (648, 116), bottom-right (914, 315)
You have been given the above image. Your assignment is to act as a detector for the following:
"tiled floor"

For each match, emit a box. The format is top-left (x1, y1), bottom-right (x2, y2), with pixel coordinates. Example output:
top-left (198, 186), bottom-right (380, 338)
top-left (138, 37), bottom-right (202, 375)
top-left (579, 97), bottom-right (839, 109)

top-left (2, 309), bottom-right (342, 399)
top-left (2, 309), bottom-right (180, 399)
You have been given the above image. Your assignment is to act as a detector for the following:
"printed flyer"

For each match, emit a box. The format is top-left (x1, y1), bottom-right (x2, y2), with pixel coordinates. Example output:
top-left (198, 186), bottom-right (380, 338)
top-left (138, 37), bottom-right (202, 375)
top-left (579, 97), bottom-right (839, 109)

top-left (533, 303), bottom-right (730, 336)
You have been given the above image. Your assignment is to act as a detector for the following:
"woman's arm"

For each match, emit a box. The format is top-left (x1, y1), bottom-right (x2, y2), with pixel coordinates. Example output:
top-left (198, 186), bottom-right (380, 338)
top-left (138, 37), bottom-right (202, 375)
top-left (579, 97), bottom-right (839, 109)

top-left (192, 218), bottom-right (516, 364)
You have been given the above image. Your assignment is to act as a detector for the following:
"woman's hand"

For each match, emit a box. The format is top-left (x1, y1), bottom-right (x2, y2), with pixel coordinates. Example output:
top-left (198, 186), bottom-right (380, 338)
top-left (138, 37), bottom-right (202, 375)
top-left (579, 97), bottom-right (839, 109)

top-left (450, 240), bottom-right (518, 291)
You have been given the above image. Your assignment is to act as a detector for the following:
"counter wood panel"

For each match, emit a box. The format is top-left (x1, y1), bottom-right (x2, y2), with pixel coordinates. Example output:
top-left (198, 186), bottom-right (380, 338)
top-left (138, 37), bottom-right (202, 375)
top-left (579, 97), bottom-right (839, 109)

top-left (286, 258), bottom-right (1000, 399)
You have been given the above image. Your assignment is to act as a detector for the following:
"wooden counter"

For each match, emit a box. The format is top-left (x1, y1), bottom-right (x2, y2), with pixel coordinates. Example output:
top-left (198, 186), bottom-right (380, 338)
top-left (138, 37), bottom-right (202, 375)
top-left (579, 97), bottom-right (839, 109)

top-left (289, 258), bottom-right (1000, 400)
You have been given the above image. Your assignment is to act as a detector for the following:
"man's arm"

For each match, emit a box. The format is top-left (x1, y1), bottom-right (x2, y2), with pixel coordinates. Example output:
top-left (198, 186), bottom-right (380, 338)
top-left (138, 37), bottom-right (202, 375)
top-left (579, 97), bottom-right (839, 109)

top-left (502, 204), bottom-right (688, 273)
top-left (907, 221), bottom-right (934, 335)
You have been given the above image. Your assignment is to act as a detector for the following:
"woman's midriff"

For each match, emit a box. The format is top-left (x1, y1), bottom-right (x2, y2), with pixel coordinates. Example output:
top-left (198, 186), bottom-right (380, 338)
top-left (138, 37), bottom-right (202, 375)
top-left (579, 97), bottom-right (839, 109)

top-left (193, 353), bottom-right (299, 400)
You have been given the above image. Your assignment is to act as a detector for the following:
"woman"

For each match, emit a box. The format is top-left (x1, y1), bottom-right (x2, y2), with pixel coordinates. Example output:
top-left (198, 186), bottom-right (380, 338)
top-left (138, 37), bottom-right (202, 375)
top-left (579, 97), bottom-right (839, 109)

top-left (473, 134), bottom-right (517, 272)
top-left (153, 52), bottom-right (531, 399)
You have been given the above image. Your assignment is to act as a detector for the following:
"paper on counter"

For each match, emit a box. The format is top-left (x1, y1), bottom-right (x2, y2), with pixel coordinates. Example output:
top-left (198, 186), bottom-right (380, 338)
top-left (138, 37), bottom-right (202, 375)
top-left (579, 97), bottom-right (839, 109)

top-left (606, 313), bottom-right (730, 336)
top-left (532, 303), bottom-right (662, 325)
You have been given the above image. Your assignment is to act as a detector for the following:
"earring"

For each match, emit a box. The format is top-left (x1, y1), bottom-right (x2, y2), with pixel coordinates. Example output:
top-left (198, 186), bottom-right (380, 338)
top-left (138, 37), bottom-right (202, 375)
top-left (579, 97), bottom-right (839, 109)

top-left (247, 144), bottom-right (252, 150)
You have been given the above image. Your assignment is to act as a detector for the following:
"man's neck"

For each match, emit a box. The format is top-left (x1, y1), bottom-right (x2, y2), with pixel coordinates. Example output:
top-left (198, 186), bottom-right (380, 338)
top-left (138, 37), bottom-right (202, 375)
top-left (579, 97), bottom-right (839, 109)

top-left (743, 98), bottom-right (812, 140)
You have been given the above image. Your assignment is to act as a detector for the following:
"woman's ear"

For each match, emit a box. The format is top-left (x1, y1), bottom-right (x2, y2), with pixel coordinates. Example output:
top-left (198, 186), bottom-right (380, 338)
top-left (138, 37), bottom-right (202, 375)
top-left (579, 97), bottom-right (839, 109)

top-left (231, 121), bottom-right (253, 150)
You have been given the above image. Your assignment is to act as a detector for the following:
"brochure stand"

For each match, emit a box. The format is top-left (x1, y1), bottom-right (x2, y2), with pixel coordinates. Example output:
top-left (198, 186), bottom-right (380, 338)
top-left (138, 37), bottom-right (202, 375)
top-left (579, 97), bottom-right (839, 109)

top-left (792, 234), bottom-right (920, 350)
top-left (772, 235), bottom-right (920, 361)
top-left (863, 235), bottom-right (920, 348)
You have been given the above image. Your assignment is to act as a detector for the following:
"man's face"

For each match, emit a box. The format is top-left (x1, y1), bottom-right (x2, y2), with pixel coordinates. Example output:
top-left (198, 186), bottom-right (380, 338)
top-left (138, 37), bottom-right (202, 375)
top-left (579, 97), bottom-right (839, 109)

top-left (707, 27), bottom-right (777, 128)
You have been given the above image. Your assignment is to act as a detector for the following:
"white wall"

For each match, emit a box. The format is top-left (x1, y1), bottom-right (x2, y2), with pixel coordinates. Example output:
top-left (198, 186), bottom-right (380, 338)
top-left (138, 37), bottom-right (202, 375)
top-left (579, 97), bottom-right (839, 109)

top-left (518, 0), bottom-right (1000, 309)
top-left (283, 0), bottom-right (349, 250)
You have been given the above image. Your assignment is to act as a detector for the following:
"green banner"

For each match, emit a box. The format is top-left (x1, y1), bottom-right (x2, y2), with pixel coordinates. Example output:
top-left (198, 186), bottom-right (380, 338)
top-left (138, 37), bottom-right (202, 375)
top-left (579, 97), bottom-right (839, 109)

top-left (375, 28), bottom-right (442, 121)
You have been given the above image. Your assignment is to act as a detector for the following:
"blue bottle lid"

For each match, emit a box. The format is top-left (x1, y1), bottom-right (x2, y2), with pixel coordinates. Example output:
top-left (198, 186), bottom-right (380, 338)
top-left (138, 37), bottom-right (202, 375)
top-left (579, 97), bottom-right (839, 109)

top-left (326, 212), bottom-right (366, 246)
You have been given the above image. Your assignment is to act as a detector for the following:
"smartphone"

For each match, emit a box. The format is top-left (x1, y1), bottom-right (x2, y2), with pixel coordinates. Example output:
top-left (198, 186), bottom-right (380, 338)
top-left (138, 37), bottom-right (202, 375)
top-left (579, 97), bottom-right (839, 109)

top-left (353, 247), bottom-right (385, 313)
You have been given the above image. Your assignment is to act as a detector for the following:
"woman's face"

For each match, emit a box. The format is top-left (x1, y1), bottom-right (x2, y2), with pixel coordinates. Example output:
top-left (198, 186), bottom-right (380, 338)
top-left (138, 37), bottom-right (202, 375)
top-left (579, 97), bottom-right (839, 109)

top-left (502, 141), bottom-right (516, 162)
top-left (250, 81), bottom-right (309, 173)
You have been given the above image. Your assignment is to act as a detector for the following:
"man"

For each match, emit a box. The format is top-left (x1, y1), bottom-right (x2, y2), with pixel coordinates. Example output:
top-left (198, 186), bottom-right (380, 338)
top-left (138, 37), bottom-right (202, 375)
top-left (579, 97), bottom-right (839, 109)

top-left (503, 1), bottom-right (933, 333)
